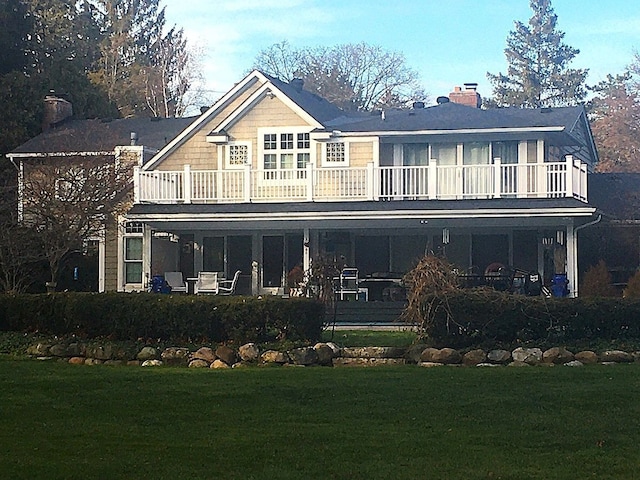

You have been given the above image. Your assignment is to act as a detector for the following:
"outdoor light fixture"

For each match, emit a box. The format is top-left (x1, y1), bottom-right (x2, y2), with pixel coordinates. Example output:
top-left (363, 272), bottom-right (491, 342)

top-left (556, 230), bottom-right (565, 245)
top-left (442, 228), bottom-right (450, 245)
top-left (542, 237), bottom-right (554, 247)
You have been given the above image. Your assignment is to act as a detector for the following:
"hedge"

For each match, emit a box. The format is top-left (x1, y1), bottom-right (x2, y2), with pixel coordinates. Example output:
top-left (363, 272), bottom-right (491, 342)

top-left (417, 289), bottom-right (640, 348)
top-left (0, 293), bottom-right (325, 344)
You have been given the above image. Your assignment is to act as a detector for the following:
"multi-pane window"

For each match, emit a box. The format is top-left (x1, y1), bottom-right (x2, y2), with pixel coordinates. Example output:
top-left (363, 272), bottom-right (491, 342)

top-left (124, 222), bottom-right (143, 284)
top-left (297, 133), bottom-right (309, 149)
top-left (264, 134), bottom-right (277, 150)
top-left (326, 142), bottom-right (346, 164)
top-left (227, 143), bottom-right (249, 168)
top-left (280, 133), bottom-right (294, 149)
top-left (260, 129), bottom-right (312, 175)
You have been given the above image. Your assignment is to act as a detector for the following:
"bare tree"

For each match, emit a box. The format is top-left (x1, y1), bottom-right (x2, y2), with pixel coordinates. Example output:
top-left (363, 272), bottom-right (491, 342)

top-left (253, 41), bottom-right (427, 111)
top-left (19, 155), bottom-right (131, 291)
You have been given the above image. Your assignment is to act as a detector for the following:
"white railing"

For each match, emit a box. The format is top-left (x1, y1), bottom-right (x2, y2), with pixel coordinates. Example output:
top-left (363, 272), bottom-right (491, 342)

top-left (133, 156), bottom-right (589, 204)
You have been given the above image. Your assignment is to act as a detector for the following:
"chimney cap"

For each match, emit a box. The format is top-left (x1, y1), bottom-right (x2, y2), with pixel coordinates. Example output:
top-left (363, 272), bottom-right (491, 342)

top-left (464, 82), bottom-right (478, 91)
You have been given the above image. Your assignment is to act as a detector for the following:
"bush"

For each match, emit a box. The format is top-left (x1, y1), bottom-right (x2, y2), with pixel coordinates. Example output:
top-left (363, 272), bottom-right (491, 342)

top-left (623, 270), bottom-right (640, 298)
top-left (0, 293), bottom-right (325, 344)
top-left (580, 260), bottom-right (618, 297)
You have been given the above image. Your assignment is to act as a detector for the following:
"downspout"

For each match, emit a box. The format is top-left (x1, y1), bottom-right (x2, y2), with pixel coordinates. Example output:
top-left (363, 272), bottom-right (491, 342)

top-left (572, 213), bottom-right (603, 297)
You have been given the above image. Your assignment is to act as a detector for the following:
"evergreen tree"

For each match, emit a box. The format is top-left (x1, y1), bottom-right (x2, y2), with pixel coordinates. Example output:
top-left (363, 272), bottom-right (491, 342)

top-left (486, 0), bottom-right (588, 108)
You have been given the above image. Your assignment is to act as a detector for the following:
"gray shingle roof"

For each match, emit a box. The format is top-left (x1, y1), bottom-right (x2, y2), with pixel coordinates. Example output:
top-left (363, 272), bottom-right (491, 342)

top-left (11, 116), bottom-right (196, 154)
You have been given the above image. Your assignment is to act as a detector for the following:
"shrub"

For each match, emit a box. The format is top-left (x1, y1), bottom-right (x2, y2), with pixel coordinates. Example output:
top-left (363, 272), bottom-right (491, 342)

top-left (580, 260), bottom-right (618, 297)
top-left (623, 270), bottom-right (640, 298)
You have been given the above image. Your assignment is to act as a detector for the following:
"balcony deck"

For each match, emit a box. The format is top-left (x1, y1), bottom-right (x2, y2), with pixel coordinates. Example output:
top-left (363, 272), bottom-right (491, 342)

top-left (134, 156), bottom-right (588, 205)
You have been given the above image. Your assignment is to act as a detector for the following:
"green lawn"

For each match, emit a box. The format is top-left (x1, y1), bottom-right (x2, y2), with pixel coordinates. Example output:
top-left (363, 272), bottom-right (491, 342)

top-left (1, 358), bottom-right (639, 480)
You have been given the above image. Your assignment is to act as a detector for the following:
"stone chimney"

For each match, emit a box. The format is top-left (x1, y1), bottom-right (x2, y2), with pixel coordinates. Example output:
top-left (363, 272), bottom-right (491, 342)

top-left (448, 83), bottom-right (482, 108)
top-left (42, 92), bottom-right (73, 131)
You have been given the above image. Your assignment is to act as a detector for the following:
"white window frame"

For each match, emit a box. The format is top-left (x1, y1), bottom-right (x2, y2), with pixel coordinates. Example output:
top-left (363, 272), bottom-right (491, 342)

top-left (257, 127), bottom-right (314, 176)
top-left (225, 141), bottom-right (251, 169)
top-left (123, 221), bottom-right (144, 287)
top-left (323, 141), bottom-right (349, 167)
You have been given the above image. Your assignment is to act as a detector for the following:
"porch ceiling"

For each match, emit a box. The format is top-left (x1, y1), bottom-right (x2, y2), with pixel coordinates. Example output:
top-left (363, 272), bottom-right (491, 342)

top-left (128, 199), bottom-right (596, 232)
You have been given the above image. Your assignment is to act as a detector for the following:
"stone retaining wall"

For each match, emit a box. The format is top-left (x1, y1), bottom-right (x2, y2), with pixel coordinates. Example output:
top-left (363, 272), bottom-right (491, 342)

top-left (25, 341), bottom-right (640, 368)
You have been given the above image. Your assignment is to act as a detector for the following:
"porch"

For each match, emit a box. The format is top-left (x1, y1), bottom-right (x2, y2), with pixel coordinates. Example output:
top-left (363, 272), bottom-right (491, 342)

top-left (133, 156), bottom-right (588, 204)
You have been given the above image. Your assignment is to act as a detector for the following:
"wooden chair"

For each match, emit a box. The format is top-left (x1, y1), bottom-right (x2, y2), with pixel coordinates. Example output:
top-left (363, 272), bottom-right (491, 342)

top-left (164, 271), bottom-right (187, 293)
top-left (194, 272), bottom-right (218, 294)
top-left (218, 270), bottom-right (241, 295)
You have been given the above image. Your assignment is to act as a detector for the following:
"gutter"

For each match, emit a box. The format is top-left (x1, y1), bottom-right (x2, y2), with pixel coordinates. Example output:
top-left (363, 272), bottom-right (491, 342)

top-left (575, 213), bottom-right (602, 233)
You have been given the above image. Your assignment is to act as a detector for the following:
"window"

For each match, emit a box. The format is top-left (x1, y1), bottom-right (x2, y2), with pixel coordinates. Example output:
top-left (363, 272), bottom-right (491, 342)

top-left (325, 142), bottom-right (347, 165)
top-left (226, 143), bottom-right (250, 169)
top-left (259, 128), bottom-right (312, 176)
top-left (463, 142), bottom-right (490, 165)
top-left (124, 222), bottom-right (143, 284)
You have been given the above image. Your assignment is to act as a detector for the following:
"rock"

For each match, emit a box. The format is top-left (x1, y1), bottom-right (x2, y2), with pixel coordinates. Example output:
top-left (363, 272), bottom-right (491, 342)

top-left (27, 343), bottom-right (51, 356)
top-left (104, 360), bottom-right (123, 367)
top-left (137, 346), bottom-right (158, 361)
top-left (543, 347), bottom-right (575, 364)
top-left (325, 342), bottom-right (341, 356)
top-left (210, 359), bottom-right (230, 369)
top-left (476, 363), bottom-right (501, 368)
top-left (512, 347), bottom-right (543, 365)
top-left (564, 360), bottom-right (584, 367)
top-left (215, 345), bottom-right (238, 365)
top-left (405, 344), bottom-right (429, 364)
top-left (508, 361), bottom-right (530, 367)
top-left (342, 347), bottom-right (405, 359)
top-left (575, 351), bottom-right (598, 364)
top-left (633, 351), bottom-right (640, 363)
top-left (601, 350), bottom-right (634, 363)
top-left (127, 360), bottom-right (141, 367)
top-left (463, 349), bottom-right (487, 366)
top-left (419, 348), bottom-right (440, 362)
top-left (141, 359), bottom-right (163, 367)
top-left (84, 358), bottom-right (104, 365)
top-left (333, 358), bottom-right (406, 367)
top-left (161, 347), bottom-right (190, 366)
top-left (289, 347), bottom-right (319, 366)
top-left (49, 344), bottom-right (69, 357)
top-left (487, 349), bottom-right (511, 364)
top-left (188, 359), bottom-right (210, 368)
top-left (69, 357), bottom-right (85, 365)
top-left (238, 343), bottom-right (260, 362)
top-left (193, 347), bottom-right (216, 363)
top-left (313, 343), bottom-right (335, 366)
top-left (66, 343), bottom-right (84, 357)
top-left (418, 362), bottom-right (445, 368)
top-left (261, 350), bottom-right (289, 364)
top-left (86, 344), bottom-right (113, 361)
top-left (433, 348), bottom-right (462, 364)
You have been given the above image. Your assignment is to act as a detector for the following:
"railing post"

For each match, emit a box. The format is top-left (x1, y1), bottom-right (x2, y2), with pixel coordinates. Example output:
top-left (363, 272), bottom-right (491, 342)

top-left (133, 166), bottom-right (140, 203)
top-left (306, 162), bottom-right (314, 201)
top-left (493, 158), bottom-right (501, 198)
top-left (565, 155), bottom-right (573, 198)
top-left (428, 162), bottom-right (437, 199)
top-left (367, 162), bottom-right (375, 200)
top-left (183, 164), bottom-right (191, 204)
top-left (244, 164), bottom-right (252, 202)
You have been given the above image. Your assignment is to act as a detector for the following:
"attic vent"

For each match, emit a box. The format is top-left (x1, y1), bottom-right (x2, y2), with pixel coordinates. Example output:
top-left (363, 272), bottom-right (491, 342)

top-left (290, 78), bottom-right (304, 92)
top-left (540, 107), bottom-right (553, 113)
top-left (412, 101), bottom-right (425, 109)
top-left (436, 96), bottom-right (450, 104)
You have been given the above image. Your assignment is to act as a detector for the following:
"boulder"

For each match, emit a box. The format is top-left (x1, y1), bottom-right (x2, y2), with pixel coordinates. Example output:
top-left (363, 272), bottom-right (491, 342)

top-left (313, 343), bottom-right (335, 366)
top-left (86, 344), bottom-right (113, 361)
top-left (462, 349), bottom-right (487, 366)
top-left (68, 357), bottom-right (85, 365)
top-left (27, 343), bottom-right (51, 356)
top-left (601, 350), bottom-right (634, 363)
top-left (333, 357), bottom-right (406, 367)
top-left (215, 345), bottom-right (238, 365)
top-left (127, 360), bottom-right (141, 367)
top-left (512, 347), bottom-right (543, 365)
top-left (487, 349), bottom-right (511, 364)
top-left (193, 347), bottom-right (216, 363)
top-left (238, 343), bottom-right (260, 362)
top-left (161, 347), bottom-right (191, 366)
top-left (418, 362), bottom-right (445, 368)
top-left (342, 347), bottom-right (405, 359)
top-left (508, 361), bottom-right (530, 367)
top-left (137, 346), bottom-right (158, 361)
top-left (405, 344), bottom-right (429, 364)
top-left (188, 359), bottom-right (210, 368)
top-left (49, 344), bottom-right (69, 357)
top-left (261, 350), bottom-right (289, 364)
top-left (543, 347), bottom-right (575, 364)
top-left (84, 358), bottom-right (104, 365)
top-left (104, 360), bottom-right (123, 367)
top-left (419, 348), bottom-right (440, 363)
top-left (575, 350), bottom-right (598, 364)
top-left (432, 348), bottom-right (462, 365)
top-left (325, 342), bottom-right (341, 356)
top-left (289, 347), bottom-right (319, 366)
top-left (210, 359), bottom-right (230, 369)
top-left (564, 360), bottom-right (584, 367)
top-left (476, 363), bottom-right (501, 368)
top-left (141, 359), bottom-right (163, 367)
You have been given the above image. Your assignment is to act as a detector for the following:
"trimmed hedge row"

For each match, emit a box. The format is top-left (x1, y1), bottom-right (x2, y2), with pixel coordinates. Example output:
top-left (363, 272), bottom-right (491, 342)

top-left (0, 293), bottom-right (325, 344)
top-left (421, 289), bottom-right (640, 348)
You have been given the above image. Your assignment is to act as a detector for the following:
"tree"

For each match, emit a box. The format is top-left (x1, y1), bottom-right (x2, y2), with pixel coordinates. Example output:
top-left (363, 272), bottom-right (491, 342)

top-left (19, 155), bottom-right (132, 290)
top-left (486, 0), bottom-right (588, 108)
top-left (588, 72), bottom-right (640, 172)
top-left (253, 41), bottom-right (427, 111)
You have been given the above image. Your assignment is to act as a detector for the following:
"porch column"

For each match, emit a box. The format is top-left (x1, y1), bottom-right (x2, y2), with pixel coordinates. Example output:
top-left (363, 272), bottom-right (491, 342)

top-left (183, 164), bottom-right (191, 204)
top-left (428, 162), bottom-right (437, 199)
top-left (303, 228), bottom-right (311, 273)
top-left (493, 158), bottom-right (502, 198)
top-left (133, 166), bottom-right (140, 203)
top-left (566, 223), bottom-right (578, 297)
top-left (244, 164), bottom-right (252, 202)
top-left (251, 234), bottom-right (261, 295)
top-left (366, 162), bottom-right (375, 200)
top-left (565, 155), bottom-right (574, 198)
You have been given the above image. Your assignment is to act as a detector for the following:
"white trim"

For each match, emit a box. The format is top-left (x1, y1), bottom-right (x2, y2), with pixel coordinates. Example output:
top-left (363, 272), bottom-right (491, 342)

top-left (257, 127), bottom-right (314, 172)
top-left (335, 126), bottom-right (566, 138)
top-left (9, 151), bottom-right (114, 158)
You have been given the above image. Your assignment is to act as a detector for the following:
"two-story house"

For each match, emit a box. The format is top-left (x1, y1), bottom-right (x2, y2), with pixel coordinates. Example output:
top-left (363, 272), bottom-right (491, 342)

top-left (125, 70), bottom-right (598, 297)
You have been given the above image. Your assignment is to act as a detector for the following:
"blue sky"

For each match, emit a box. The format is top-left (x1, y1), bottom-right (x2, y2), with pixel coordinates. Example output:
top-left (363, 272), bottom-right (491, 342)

top-left (163, 0), bottom-right (640, 105)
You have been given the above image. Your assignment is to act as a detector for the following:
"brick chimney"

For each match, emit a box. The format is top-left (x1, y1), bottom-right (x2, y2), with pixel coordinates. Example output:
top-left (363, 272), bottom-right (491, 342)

top-left (42, 92), bottom-right (73, 131)
top-left (448, 83), bottom-right (482, 108)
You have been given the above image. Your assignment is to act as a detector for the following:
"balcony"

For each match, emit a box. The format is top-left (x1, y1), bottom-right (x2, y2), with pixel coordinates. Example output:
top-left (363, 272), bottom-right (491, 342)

top-left (133, 156), bottom-right (588, 204)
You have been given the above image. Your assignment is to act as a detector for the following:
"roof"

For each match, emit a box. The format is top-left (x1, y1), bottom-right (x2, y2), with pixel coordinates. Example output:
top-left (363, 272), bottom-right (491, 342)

top-left (10, 116), bottom-right (196, 154)
top-left (589, 173), bottom-right (640, 221)
top-left (328, 102), bottom-right (586, 133)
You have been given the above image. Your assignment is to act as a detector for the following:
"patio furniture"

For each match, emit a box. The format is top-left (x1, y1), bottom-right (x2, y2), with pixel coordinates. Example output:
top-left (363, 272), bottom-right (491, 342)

top-left (194, 272), bottom-right (219, 294)
top-left (164, 271), bottom-right (187, 293)
top-left (218, 270), bottom-right (241, 295)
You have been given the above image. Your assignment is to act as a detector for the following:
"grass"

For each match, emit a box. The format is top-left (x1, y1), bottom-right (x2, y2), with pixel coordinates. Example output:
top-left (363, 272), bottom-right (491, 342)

top-left (321, 328), bottom-right (418, 347)
top-left (1, 358), bottom-right (640, 479)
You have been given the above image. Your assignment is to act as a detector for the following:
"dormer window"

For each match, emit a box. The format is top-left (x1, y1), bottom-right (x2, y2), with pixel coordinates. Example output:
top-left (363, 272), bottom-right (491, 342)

top-left (258, 127), bottom-right (313, 175)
